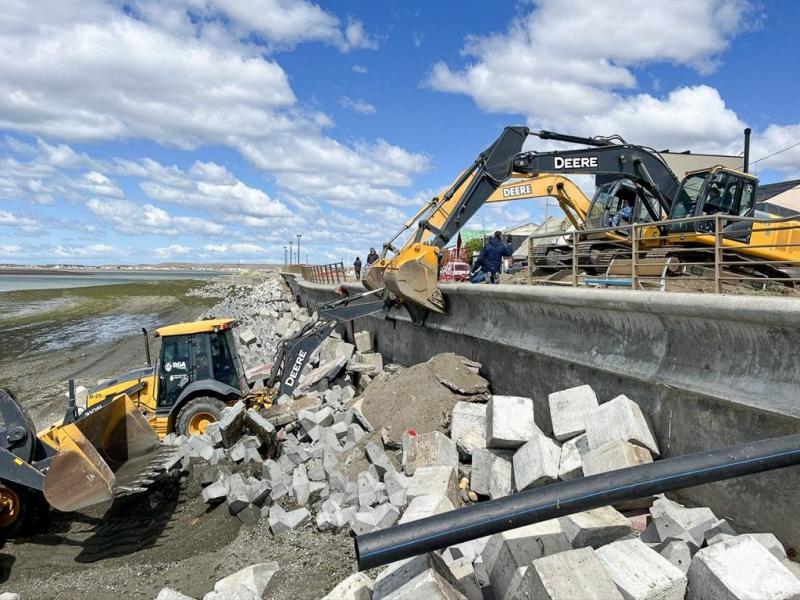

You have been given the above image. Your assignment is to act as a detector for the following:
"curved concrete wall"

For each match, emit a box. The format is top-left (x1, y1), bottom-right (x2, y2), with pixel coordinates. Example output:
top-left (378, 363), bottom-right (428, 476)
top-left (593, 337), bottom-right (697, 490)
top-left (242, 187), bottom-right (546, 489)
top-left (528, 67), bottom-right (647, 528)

top-left (285, 274), bottom-right (800, 551)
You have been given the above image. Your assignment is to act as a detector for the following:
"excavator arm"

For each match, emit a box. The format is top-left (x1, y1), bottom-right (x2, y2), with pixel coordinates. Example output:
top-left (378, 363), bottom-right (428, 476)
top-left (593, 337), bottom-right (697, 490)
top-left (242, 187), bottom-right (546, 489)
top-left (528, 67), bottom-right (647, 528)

top-left (513, 143), bottom-right (680, 217)
top-left (366, 126), bottom-right (530, 313)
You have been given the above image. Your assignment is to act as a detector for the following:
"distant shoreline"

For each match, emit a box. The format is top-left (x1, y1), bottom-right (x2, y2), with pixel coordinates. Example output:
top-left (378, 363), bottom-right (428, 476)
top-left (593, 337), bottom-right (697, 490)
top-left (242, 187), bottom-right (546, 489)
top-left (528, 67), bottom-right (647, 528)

top-left (0, 268), bottom-right (95, 276)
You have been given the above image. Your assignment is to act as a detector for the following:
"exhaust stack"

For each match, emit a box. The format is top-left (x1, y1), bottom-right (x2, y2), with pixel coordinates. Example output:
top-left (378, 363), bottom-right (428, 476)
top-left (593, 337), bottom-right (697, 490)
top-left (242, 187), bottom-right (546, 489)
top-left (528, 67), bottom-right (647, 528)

top-left (743, 127), bottom-right (751, 173)
top-left (142, 328), bottom-right (152, 368)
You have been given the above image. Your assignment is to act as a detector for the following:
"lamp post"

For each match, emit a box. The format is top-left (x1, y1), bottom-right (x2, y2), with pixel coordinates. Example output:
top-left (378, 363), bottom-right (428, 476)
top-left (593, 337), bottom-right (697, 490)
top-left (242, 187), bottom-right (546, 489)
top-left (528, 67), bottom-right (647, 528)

top-left (296, 234), bottom-right (302, 265)
top-left (283, 246), bottom-right (287, 266)
top-left (289, 241), bottom-right (294, 265)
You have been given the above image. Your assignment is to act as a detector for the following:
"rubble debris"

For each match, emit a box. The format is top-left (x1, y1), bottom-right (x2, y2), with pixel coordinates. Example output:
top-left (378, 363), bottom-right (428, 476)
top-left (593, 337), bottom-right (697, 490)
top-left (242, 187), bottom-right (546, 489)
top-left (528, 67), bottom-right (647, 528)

top-left (548, 384), bottom-right (599, 442)
top-left (596, 538), bottom-right (687, 600)
top-left (450, 401), bottom-right (487, 457)
top-left (428, 353), bottom-right (490, 397)
top-left (155, 589), bottom-right (195, 600)
top-left (405, 431), bottom-right (459, 476)
top-left (372, 553), bottom-right (465, 600)
top-left (485, 395), bottom-right (536, 449)
top-left (470, 449), bottom-right (512, 498)
top-left (322, 572), bottom-right (374, 600)
top-left (211, 562), bottom-right (280, 599)
top-left (398, 495), bottom-right (455, 525)
top-left (557, 433), bottom-right (587, 480)
top-left (559, 506), bottom-right (632, 549)
top-left (407, 465), bottom-right (460, 507)
top-left (512, 432), bottom-right (561, 490)
top-left (584, 394), bottom-right (660, 456)
top-left (354, 330), bottom-right (374, 353)
top-left (516, 547), bottom-right (624, 600)
top-left (687, 535), bottom-right (800, 600)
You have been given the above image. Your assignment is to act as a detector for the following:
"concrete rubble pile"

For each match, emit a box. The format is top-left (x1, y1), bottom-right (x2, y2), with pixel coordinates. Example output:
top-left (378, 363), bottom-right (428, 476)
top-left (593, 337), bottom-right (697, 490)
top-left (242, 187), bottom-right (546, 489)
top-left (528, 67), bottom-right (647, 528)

top-left (318, 381), bottom-right (800, 599)
top-left (168, 280), bottom-right (800, 599)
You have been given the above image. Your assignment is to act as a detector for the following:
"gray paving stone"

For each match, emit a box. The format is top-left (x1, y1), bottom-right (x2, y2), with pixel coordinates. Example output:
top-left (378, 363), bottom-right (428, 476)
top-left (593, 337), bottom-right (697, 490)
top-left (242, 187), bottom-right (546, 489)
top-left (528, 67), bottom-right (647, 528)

top-left (584, 395), bottom-right (659, 456)
top-left (548, 385), bottom-right (599, 442)
top-left (450, 401), bottom-right (487, 457)
top-left (596, 538), bottom-right (687, 600)
top-left (407, 465), bottom-right (459, 507)
top-left (513, 434), bottom-right (561, 491)
top-left (559, 506), bottom-right (632, 549)
top-left (405, 431), bottom-right (459, 476)
top-left (322, 572), bottom-right (373, 600)
top-left (515, 547), bottom-right (624, 600)
top-left (486, 395), bottom-right (536, 449)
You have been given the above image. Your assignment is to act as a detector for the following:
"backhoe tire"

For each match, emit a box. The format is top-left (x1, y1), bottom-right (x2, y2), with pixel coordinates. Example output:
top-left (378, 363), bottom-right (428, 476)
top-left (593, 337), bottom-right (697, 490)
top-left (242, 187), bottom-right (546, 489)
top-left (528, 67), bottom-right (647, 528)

top-left (176, 396), bottom-right (227, 437)
top-left (0, 483), bottom-right (47, 542)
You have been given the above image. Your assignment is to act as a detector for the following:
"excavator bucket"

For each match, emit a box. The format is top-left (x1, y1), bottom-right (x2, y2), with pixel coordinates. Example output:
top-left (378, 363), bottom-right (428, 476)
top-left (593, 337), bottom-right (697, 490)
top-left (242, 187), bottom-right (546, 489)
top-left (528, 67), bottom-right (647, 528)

top-left (383, 244), bottom-right (446, 314)
top-left (42, 395), bottom-right (161, 512)
top-left (362, 259), bottom-right (388, 293)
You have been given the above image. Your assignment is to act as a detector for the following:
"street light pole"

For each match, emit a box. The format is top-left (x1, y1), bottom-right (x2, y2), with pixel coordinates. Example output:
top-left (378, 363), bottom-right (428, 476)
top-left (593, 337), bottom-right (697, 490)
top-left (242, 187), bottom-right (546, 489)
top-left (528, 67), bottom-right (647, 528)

top-left (296, 234), bottom-right (302, 265)
top-left (289, 241), bottom-right (294, 265)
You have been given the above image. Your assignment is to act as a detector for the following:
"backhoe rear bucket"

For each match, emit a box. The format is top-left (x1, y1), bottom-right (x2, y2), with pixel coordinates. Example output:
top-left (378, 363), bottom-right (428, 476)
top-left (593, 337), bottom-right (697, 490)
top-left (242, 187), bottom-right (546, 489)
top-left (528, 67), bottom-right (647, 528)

top-left (43, 395), bottom-right (160, 512)
top-left (383, 245), bottom-right (446, 314)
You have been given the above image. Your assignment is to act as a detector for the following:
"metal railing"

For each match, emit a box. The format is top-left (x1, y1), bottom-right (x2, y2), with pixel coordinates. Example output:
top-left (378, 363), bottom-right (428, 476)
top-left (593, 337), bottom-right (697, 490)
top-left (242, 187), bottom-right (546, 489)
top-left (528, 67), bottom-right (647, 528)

top-left (526, 212), bottom-right (800, 295)
top-left (301, 262), bottom-right (349, 284)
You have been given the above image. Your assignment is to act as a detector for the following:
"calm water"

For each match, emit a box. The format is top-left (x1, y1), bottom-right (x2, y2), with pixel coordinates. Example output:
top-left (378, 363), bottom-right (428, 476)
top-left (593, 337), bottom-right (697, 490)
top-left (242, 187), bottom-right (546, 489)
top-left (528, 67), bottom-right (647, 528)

top-left (0, 269), bottom-right (220, 292)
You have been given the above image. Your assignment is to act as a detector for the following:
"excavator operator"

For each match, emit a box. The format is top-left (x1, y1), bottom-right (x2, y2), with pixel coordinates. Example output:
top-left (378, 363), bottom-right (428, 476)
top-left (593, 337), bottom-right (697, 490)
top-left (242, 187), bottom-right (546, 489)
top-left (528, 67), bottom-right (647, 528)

top-left (472, 231), bottom-right (514, 284)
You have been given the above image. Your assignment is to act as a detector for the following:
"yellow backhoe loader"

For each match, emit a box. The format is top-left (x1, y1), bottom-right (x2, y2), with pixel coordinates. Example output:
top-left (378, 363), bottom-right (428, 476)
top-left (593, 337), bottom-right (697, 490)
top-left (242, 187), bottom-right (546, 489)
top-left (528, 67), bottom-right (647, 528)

top-left (0, 292), bottom-right (379, 537)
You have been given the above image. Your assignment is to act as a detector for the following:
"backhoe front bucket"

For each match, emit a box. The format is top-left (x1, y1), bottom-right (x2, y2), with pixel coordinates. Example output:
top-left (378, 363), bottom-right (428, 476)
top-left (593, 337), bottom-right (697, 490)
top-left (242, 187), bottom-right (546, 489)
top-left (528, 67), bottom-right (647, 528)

top-left (43, 395), bottom-right (160, 512)
top-left (383, 244), bottom-right (446, 314)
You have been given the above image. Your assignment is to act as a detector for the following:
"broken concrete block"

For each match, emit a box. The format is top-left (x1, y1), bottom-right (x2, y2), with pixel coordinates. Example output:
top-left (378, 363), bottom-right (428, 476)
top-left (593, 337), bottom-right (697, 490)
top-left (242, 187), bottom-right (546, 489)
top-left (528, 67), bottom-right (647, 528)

top-left (470, 448), bottom-right (512, 497)
top-left (398, 495), bottom-right (455, 525)
top-left (360, 351), bottom-right (384, 372)
top-left (350, 510), bottom-right (378, 536)
top-left (513, 433), bottom-right (561, 491)
top-left (188, 435), bottom-right (215, 461)
top-left (204, 422), bottom-right (223, 447)
top-left (244, 409), bottom-right (276, 446)
top-left (596, 538), bottom-right (687, 600)
top-left (548, 385), bottom-right (599, 442)
top-left (739, 533), bottom-right (788, 562)
top-left (320, 336), bottom-right (355, 364)
top-left (202, 477), bottom-right (228, 504)
top-left (488, 453), bottom-right (513, 500)
top-left (218, 401), bottom-right (246, 448)
top-left (485, 519), bottom-right (571, 600)
top-left (213, 561), bottom-right (280, 599)
top-left (485, 395), bottom-right (536, 449)
top-left (688, 535), bottom-right (800, 600)
top-left (656, 540), bottom-right (692, 574)
top-left (292, 464), bottom-right (311, 506)
top-left (236, 503), bottom-right (262, 526)
top-left (447, 557), bottom-right (483, 600)
top-left (371, 503), bottom-right (401, 531)
top-left (354, 330), bottom-right (374, 353)
top-left (322, 572), bottom-right (374, 600)
top-left (365, 441), bottom-right (395, 479)
top-left (226, 474), bottom-right (252, 515)
top-left (238, 329), bottom-right (257, 346)
top-left (559, 506), bottom-right (632, 549)
top-left (515, 547), bottom-right (624, 600)
top-left (373, 553), bottom-right (466, 600)
top-left (384, 470), bottom-right (410, 508)
top-left (269, 505), bottom-right (311, 535)
top-left (703, 519), bottom-right (737, 545)
top-left (581, 439), bottom-right (653, 476)
top-left (405, 431), bottom-right (459, 476)
top-left (155, 589), bottom-right (195, 600)
top-left (557, 433), bottom-right (587, 480)
top-left (450, 401), bottom-right (487, 457)
top-left (584, 395), bottom-right (659, 456)
top-left (407, 465), bottom-right (459, 507)
top-left (357, 470), bottom-right (381, 508)
top-left (650, 498), bottom-right (718, 550)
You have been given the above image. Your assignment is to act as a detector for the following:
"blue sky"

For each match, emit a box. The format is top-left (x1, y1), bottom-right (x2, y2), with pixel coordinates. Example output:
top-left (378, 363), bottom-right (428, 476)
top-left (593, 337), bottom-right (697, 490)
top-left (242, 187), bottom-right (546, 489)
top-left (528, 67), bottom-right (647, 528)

top-left (0, 0), bottom-right (798, 265)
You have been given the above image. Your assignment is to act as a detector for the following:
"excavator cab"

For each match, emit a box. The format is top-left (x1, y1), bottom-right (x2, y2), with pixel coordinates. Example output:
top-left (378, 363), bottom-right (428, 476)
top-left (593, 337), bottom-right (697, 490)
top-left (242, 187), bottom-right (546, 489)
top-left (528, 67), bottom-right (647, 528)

top-left (586, 180), bottom-right (659, 233)
top-left (668, 167), bottom-right (758, 242)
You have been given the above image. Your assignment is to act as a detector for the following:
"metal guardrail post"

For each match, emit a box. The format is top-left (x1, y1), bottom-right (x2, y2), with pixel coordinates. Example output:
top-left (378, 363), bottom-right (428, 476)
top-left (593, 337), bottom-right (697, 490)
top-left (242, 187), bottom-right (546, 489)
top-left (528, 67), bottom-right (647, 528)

top-left (527, 235), bottom-right (533, 285)
top-left (631, 223), bottom-right (639, 290)
top-left (714, 214), bottom-right (723, 294)
top-left (571, 231), bottom-right (578, 286)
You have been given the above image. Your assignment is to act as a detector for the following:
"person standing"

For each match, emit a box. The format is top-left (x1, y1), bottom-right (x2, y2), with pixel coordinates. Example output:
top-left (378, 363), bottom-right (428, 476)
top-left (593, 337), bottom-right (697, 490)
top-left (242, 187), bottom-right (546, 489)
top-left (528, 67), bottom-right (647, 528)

top-left (473, 231), bottom-right (513, 284)
top-left (353, 256), bottom-right (362, 279)
top-left (366, 247), bottom-right (379, 265)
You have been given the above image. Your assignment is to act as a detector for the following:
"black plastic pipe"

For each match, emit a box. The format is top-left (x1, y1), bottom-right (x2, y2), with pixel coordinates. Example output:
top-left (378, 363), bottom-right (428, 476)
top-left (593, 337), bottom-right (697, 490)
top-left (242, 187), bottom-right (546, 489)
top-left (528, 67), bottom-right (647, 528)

top-left (355, 433), bottom-right (800, 570)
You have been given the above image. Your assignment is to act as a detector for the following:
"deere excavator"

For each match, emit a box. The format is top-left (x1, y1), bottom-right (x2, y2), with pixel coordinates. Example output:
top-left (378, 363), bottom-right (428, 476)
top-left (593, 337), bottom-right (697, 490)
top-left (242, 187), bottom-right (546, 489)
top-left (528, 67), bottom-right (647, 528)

top-left (0, 290), bottom-right (381, 537)
top-left (365, 126), bottom-right (800, 314)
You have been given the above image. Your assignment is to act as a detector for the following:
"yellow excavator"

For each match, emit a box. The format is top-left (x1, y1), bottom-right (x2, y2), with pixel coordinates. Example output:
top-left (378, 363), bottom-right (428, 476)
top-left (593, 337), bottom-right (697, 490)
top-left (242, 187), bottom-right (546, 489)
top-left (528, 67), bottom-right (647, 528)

top-left (366, 126), bottom-right (800, 314)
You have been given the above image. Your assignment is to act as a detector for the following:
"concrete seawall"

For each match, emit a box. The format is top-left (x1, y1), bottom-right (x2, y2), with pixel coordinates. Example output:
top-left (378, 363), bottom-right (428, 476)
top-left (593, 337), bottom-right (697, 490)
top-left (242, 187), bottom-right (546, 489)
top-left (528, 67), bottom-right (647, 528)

top-left (284, 274), bottom-right (800, 552)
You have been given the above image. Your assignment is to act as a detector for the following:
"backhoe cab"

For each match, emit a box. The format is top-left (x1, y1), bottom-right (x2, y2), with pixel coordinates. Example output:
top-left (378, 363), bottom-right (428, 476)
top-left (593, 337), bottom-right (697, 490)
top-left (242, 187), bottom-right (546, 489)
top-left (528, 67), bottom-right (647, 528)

top-left (87, 319), bottom-right (252, 438)
top-left (668, 166), bottom-right (758, 241)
